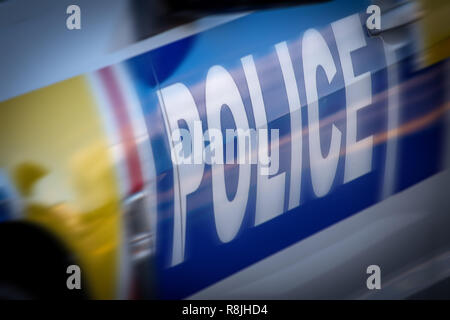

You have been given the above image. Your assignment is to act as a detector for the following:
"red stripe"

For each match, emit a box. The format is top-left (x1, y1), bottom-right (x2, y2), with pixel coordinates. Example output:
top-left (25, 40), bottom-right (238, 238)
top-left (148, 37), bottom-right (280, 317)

top-left (99, 67), bottom-right (144, 194)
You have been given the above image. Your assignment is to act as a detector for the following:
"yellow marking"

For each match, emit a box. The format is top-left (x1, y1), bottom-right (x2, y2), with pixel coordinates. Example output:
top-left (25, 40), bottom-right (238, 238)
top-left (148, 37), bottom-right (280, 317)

top-left (0, 76), bottom-right (123, 299)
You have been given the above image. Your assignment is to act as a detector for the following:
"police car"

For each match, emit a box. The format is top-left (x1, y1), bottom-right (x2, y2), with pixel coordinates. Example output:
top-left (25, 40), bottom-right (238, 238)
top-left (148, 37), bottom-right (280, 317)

top-left (0, 0), bottom-right (449, 299)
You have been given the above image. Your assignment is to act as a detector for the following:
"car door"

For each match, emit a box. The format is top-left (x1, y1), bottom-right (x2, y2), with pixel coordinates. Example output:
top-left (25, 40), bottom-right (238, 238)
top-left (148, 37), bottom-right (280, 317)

top-left (124, 0), bottom-right (449, 299)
